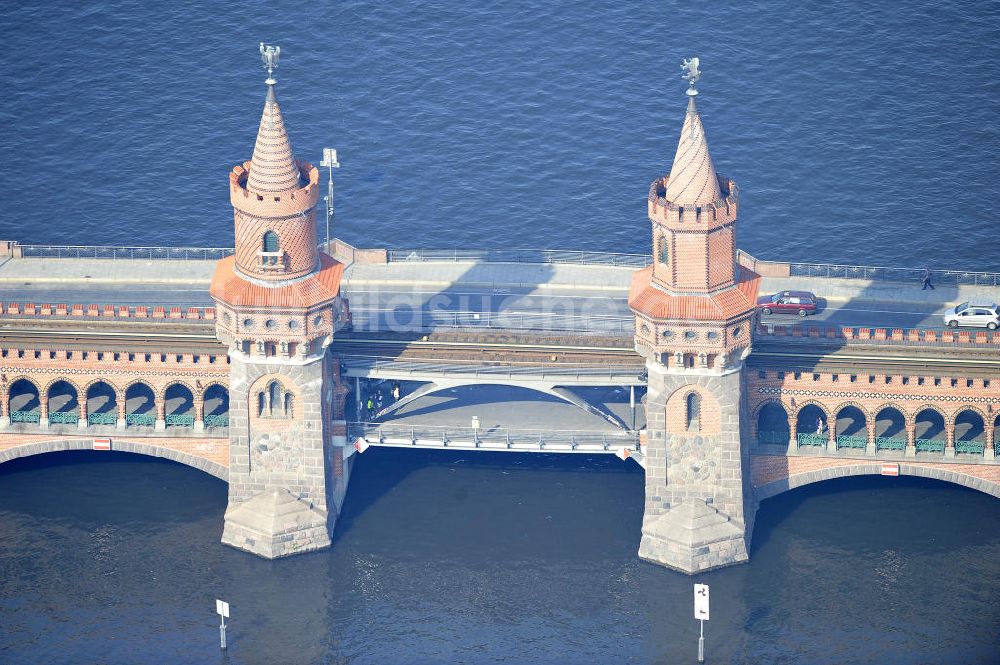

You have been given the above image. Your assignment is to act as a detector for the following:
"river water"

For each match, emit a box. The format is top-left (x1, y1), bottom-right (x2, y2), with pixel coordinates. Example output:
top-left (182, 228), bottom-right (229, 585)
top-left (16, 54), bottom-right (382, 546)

top-left (1, 0), bottom-right (999, 663)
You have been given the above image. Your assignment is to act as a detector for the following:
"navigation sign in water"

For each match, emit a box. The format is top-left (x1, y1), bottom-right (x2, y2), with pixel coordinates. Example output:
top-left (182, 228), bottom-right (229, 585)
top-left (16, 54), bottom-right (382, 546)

top-left (694, 583), bottom-right (710, 620)
top-left (694, 582), bottom-right (709, 662)
top-left (216, 599), bottom-right (229, 650)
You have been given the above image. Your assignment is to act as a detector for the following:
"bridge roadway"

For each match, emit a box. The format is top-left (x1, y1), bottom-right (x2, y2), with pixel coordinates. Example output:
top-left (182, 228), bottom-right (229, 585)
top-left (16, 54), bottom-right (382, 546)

top-left (2, 247), bottom-right (1000, 335)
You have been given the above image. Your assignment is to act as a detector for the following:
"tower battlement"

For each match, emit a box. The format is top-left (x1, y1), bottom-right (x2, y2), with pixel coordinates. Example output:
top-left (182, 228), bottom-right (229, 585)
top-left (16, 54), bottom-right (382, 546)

top-left (229, 161), bottom-right (321, 215)
top-left (647, 176), bottom-right (740, 229)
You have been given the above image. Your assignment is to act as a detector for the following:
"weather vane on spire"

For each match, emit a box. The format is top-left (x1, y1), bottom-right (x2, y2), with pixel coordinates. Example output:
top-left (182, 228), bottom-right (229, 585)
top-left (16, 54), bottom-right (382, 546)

top-left (260, 42), bottom-right (280, 85)
top-left (680, 57), bottom-right (701, 96)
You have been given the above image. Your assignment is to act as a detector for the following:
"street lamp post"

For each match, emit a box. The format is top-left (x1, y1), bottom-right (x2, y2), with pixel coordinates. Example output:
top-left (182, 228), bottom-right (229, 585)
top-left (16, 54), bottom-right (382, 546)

top-left (320, 147), bottom-right (340, 254)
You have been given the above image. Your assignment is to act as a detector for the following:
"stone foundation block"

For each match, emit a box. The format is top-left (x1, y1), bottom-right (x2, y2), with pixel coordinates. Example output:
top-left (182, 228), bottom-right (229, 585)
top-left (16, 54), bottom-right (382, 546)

top-left (638, 499), bottom-right (748, 574)
top-left (222, 488), bottom-right (332, 559)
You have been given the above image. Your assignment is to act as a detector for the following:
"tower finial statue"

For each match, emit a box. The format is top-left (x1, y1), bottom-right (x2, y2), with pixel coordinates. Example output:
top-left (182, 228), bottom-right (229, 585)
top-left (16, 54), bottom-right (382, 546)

top-left (260, 42), bottom-right (281, 85)
top-left (680, 57), bottom-right (701, 96)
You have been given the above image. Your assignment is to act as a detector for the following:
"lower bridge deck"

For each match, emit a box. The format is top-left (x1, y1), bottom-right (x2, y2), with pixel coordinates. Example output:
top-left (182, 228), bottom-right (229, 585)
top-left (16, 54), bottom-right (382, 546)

top-left (350, 422), bottom-right (640, 456)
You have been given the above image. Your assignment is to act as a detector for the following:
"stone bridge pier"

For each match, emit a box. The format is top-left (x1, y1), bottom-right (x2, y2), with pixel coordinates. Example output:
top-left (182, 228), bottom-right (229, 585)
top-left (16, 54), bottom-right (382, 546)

top-left (220, 352), bottom-right (353, 558)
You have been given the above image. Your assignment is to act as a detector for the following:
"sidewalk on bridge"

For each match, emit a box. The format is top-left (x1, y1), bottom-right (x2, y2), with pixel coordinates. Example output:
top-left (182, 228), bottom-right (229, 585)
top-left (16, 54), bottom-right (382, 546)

top-left (341, 261), bottom-right (634, 292)
top-left (0, 257), bottom-right (216, 284)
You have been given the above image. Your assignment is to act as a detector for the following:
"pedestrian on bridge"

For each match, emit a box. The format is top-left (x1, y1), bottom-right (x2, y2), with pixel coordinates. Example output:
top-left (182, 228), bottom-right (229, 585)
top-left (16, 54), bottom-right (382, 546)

top-left (366, 396), bottom-right (374, 420)
top-left (816, 416), bottom-right (826, 435)
top-left (392, 383), bottom-right (400, 401)
top-left (921, 267), bottom-right (934, 290)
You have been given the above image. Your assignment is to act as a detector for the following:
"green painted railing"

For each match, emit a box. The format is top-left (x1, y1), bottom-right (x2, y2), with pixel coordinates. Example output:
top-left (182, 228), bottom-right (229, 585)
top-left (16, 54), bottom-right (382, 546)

top-left (875, 437), bottom-right (906, 451)
top-left (126, 413), bottom-right (156, 426)
top-left (836, 435), bottom-right (868, 449)
top-left (915, 439), bottom-right (946, 453)
top-left (955, 440), bottom-right (985, 455)
top-left (204, 414), bottom-right (229, 428)
top-left (165, 414), bottom-right (195, 427)
top-left (758, 430), bottom-right (789, 445)
top-left (10, 410), bottom-right (40, 423)
top-left (49, 412), bottom-right (79, 424)
top-left (87, 412), bottom-right (118, 426)
top-left (797, 433), bottom-right (828, 447)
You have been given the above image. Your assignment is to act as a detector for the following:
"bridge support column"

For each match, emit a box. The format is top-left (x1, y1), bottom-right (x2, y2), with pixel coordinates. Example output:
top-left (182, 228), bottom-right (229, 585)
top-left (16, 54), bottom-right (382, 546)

top-left (865, 420), bottom-right (876, 456)
top-left (154, 400), bottom-right (165, 431)
top-left (945, 427), bottom-right (956, 459)
top-left (0, 394), bottom-right (8, 429)
top-left (38, 401), bottom-right (48, 430)
top-left (826, 427), bottom-right (838, 453)
top-left (194, 399), bottom-right (205, 432)
top-left (637, 361), bottom-right (752, 574)
top-left (78, 397), bottom-right (88, 429)
top-left (116, 396), bottom-right (126, 430)
top-left (905, 424), bottom-right (916, 457)
top-left (786, 415), bottom-right (797, 454)
top-left (986, 427), bottom-right (995, 459)
top-left (221, 353), bottom-right (347, 559)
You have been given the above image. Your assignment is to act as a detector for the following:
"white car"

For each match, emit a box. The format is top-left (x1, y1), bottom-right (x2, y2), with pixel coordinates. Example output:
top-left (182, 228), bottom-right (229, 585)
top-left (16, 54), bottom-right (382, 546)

top-left (942, 300), bottom-right (1000, 329)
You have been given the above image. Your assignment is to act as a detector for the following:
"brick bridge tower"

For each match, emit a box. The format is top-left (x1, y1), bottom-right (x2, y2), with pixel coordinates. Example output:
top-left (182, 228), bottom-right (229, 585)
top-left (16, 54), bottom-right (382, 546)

top-left (210, 45), bottom-right (351, 558)
top-left (628, 61), bottom-right (761, 573)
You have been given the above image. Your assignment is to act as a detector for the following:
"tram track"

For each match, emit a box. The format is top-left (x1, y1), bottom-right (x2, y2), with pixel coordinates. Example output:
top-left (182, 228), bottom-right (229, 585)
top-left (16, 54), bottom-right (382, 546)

top-left (0, 320), bottom-right (995, 376)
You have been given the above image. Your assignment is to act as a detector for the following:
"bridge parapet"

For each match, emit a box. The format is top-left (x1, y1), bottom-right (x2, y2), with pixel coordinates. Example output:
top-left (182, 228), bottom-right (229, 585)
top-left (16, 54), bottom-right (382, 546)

top-left (2, 301), bottom-right (217, 321)
top-left (756, 324), bottom-right (1000, 347)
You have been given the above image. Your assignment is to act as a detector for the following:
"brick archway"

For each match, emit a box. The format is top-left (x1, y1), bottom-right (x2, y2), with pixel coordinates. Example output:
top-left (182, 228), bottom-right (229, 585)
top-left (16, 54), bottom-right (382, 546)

top-left (0, 438), bottom-right (228, 481)
top-left (755, 461), bottom-right (1000, 501)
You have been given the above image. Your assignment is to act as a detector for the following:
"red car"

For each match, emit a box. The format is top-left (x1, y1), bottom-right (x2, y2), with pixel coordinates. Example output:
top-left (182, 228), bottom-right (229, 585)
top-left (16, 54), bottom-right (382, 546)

top-left (757, 290), bottom-right (818, 316)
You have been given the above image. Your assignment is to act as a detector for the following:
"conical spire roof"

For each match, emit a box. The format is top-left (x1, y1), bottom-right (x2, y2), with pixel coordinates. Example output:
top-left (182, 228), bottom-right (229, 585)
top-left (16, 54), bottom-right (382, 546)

top-left (664, 96), bottom-right (722, 205)
top-left (246, 84), bottom-right (302, 193)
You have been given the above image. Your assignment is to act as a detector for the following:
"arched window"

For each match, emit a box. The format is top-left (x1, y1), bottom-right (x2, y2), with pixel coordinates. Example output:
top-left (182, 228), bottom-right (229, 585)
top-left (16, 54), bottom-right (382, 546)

top-left (261, 231), bottom-right (280, 267)
top-left (284, 392), bottom-right (293, 417)
top-left (687, 392), bottom-right (701, 432)
top-left (263, 231), bottom-right (279, 253)
top-left (257, 392), bottom-right (266, 417)
top-left (269, 381), bottom-right (282, 415)
top-left (658, 235), bottom-right (669, 264)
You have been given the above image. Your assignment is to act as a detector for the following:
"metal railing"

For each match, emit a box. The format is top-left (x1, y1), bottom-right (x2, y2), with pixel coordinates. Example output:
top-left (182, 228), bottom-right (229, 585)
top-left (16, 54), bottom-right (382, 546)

top-left (789, 262), bottom-right (1000, 286)
top-left (350, 421), bottom-right (639, 452)
top-left (344, 358), bottom-right (644, 381)
top-left (49, 411), bottom-right (79, 424)
top-left (955, 440), bottom-right (986, 455)
top-left (387, 248), bottom-right (650, 267)
top-left (87, 412), bottom-right (118, 426)
top-left (18, 245), bottom-right (234, 261)
top-left (165, 414), bottom-right (195, 427)
top-left (204, 414), bottom-right (229, 428)
top-left (875, 437), bottom-right (906, 451)
top-left (126, 413), bottom-right (156, 426)
top-left (10, 410), bottom-right (39, 423)
top-left (349, 309), bottom-right (635, 335)
top-left (757, 431), bottom-right (789, 445)
top-left (915, 439), bottom-right (946, 453)
top-left (835, 435), bottom-right (868, 449)
top-left (796, 433), bottom-right (828, 447)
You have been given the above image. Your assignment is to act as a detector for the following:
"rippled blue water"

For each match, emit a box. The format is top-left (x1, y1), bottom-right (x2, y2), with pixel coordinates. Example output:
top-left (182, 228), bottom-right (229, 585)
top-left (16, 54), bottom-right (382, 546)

top-left (1, 1), bottom-right (998, 270)
top-left (1, 2), bottom-right (999, 664)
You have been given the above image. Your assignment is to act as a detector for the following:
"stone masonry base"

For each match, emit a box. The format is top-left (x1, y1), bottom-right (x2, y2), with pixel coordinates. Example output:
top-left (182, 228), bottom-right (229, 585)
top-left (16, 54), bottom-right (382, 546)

top-left (222, 488), bottom-right (332, 559)
top-left (637, 498), bottom-right (749, 574)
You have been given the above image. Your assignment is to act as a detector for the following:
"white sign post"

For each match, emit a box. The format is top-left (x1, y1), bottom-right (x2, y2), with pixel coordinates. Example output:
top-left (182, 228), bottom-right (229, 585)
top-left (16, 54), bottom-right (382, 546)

top-left (694, 583), bottom-right (709, 662)
top-left (215, 599), bottom-right (230, 650)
